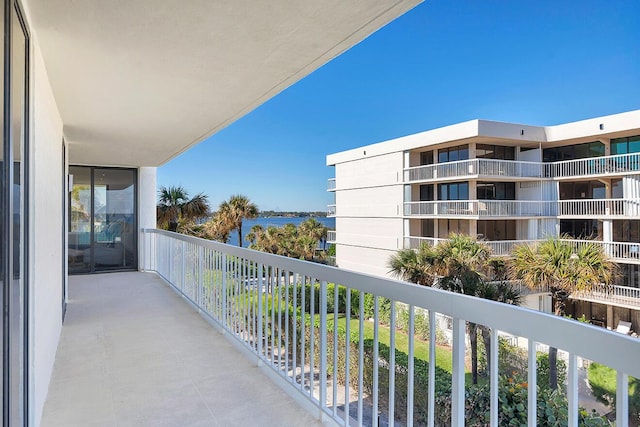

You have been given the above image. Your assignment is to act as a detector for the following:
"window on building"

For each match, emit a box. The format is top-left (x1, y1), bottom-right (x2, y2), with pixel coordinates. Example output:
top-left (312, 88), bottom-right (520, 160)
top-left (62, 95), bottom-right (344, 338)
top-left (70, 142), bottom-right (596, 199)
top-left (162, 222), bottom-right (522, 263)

top-left (438, 182), bottom-right (469, 200)
top-left (477, 182), bottom-right (515, 200)
top-left (420, 151), bottom-right (434, 165)
top-left (477, 220), bottom-right (516, 240)
top-left (438, 145), bottom-right (469, 163)
top-left (476, 144), bottom-right (515, 160)
top-left (558, 181), bottom-right (606, 200)
top-left (613, 220), bottom-right (640, 243)
top-left (419, 184), bottom-right (434, 201)
top-left (611, 135), bottom-right (640, 155)
top-left (543, 141), bottom-right (604, 162)
top-left (560, 219), bottom-right (602, 239)
top-left (421, 219), bottom-right (434, 237)
top-left (612, 179), bottom-right (623, 198)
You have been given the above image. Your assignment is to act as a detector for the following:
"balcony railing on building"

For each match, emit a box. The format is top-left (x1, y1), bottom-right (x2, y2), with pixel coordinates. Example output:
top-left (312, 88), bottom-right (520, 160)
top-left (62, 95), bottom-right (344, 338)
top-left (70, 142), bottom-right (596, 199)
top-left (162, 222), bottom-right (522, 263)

top-left (403, 200), bottom-right (557, 218)
top-left (328, 178), bottom-right (337, 191)
top-left (327, 204), bottom-right (336, 217)
top-left (404, 158), bottom-right (550, 182)
top-left (141, 229), bottom-right (639, 427)
top-left (402, 152), bottom-right (640, 183)
top-left (405, 237), bottom-right (640, 264)
top-left (558, 198), bottom-right (640, 218)
top-left (326, 231), bottom-right (336, 243)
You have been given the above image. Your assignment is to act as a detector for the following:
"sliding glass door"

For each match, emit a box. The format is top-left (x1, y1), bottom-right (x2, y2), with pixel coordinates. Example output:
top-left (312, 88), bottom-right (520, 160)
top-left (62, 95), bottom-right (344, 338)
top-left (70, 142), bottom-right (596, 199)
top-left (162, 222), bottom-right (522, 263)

top-left (1, 1), bottom-right (29, 424)
top-left (69, 166), bottom-right (137, 273)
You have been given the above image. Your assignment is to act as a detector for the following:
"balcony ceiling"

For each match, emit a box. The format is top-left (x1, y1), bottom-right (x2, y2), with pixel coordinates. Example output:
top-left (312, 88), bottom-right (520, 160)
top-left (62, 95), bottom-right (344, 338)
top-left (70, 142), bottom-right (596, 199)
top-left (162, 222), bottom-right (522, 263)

top-left (27, 0), bottom-right (421, 167)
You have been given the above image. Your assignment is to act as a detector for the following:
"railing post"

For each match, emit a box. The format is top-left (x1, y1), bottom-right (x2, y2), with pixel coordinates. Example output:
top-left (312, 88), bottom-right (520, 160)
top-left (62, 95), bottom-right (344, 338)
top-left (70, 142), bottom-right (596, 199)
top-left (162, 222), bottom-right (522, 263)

top-left (197, 246), bottom-right (204, 308)
top-left (222, 254), bottom-right (228, 330)
top-left (567, 354), bottom-right (578, 427)
top-left (527, 341), bottom-right (537, 427)
top-left (451, 317), bottom-right (466, 427)
top-left (490, 328), bottom-right (498, 427)
top-left (389, 301), bottom-right (396, 426)
top-left (257, 263), bottom-right (264, 359)
top-left (617, 371), bottom-right (629, 427)
top-left (319, 280), bottom-right (327, 412)
top-left (428, 311), bottom-right (436, 427)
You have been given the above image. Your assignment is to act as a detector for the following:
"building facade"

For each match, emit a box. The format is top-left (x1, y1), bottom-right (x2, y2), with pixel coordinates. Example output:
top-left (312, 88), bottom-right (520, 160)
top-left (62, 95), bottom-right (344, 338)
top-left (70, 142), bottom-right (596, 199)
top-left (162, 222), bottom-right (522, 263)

top-left (327, 111), bottom-right (640, 318)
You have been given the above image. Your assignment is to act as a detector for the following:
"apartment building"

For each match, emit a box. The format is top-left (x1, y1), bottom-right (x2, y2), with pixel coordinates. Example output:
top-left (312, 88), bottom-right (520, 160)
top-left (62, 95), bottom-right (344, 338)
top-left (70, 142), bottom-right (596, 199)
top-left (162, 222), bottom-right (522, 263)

top-left (327, 111), bottom-right (640, 324)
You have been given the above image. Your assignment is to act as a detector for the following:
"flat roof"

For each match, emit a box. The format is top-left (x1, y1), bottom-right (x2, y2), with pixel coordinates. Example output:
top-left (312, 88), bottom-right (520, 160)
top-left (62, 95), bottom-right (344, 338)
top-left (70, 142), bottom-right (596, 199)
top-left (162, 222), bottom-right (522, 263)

top-left (327, 110), bottom-right (640, 165)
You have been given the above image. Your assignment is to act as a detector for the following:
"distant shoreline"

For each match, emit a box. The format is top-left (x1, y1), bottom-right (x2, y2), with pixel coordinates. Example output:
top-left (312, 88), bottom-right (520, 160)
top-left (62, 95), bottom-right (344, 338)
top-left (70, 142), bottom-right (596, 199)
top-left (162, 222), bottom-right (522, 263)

top-left (258, 211), bottom-right (327, 218)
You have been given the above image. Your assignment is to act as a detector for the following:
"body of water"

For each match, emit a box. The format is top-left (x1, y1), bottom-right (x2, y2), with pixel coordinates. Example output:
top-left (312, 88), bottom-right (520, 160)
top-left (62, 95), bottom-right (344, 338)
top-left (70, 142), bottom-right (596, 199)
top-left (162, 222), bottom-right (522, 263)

top-left (228, 216), bottom-right (335, 247)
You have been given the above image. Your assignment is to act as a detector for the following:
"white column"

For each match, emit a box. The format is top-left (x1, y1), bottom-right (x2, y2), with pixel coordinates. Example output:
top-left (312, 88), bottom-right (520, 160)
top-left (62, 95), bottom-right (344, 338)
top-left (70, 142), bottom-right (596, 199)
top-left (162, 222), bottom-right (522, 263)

top-left (139, 167), bottom-right (157, 270)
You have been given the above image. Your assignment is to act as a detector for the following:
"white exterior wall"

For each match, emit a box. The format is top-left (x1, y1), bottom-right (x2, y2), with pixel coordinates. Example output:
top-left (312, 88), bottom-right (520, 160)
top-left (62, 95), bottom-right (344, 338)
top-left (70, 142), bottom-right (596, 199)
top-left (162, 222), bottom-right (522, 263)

top-left (333, 152), bottom-right (404, 276)
top-left (30, 38), bottom-right (65, 426)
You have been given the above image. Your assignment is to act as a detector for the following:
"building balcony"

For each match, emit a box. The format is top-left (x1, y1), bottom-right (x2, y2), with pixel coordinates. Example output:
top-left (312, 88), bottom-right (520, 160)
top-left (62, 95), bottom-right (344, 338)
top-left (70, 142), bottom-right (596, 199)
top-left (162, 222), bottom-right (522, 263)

top-left (552, 152), bottom-right (640, 180)
top-left (328, 178), bottom-right (337, 192)
top-left (42, 271), bottom-right (321, 426)
top-left (327, 204), bottom-right (336, 217)
top-left (44, 230), bottom-right (639, 426)
top-left (404, 158), bottom-right (549, 183)
top-left (405, 236), bottom-right (640, 264)
top-left (327, 230), bottom-right (336, 243)
top-left (558, 198), bottom-right (640, 218)
top-left (403, 200), bottom-right (557, 218)
top-left (403, 152), bottom-right (640, 184)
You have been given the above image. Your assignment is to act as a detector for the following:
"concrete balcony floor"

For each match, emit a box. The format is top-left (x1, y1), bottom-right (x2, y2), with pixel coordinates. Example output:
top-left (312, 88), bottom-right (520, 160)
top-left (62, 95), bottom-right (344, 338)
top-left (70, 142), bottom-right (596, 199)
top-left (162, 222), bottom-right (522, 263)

top-left (42, 272), bottom-right (322, 427)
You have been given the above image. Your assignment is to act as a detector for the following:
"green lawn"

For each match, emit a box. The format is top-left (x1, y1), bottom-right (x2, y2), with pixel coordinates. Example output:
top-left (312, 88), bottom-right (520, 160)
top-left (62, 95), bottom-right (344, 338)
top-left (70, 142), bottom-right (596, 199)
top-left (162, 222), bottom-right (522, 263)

top-left (335, 316), bottom-right (478, 384)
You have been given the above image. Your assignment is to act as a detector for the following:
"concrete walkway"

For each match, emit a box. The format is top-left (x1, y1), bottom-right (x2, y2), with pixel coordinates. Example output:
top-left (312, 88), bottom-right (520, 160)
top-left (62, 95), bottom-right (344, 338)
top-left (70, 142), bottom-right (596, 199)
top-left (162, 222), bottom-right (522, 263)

top-left (42, 272), bottom-right (323, 427)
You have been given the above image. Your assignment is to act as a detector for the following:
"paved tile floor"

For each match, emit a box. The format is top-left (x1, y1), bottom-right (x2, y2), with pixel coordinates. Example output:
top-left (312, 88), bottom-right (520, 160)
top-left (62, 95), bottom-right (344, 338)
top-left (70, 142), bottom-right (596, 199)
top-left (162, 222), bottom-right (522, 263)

top-left (42, 272), bottom-right (323, 427)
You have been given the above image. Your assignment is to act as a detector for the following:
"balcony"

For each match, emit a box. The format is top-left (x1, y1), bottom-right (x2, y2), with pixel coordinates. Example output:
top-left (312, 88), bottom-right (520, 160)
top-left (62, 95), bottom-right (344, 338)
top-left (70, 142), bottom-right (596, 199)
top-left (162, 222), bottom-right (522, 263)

top-left (132, 230), bottom-right (636, 425)
top-left (42, 271), bottom-right (321, 426)
top-left (405, 237), bottom-right (640, 264)
top-left (328, 178), bottom-right (337, 191)
top-left (552, 152), bottom-right (640, 180)
top-left (403, 152), bottom-right (640, 183)
top-left (45, 230), bottom-right (640, 426)
top-left (327, 204), bottom-right (336, 217)
top-left (403, 200), bottom-right (556, 218)
top-left (404, 158), bottom-right (550, 183)
top-left (327, 230), bottom-right (336, 243)
top-left (558, 198), bottom-right (640, 218)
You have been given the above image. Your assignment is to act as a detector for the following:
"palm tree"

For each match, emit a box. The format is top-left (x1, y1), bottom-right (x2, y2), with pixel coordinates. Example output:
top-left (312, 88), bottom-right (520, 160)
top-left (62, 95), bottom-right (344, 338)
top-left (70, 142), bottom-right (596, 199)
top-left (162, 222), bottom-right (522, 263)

top-left (218, 195), bottom-right (258, 247)
top-left (389, 234), bottom-right (515, 384)
top-left (509, 237), bottom-right (618, 389)
top-left (298, 218), bottom-right (328, 260)
top-left (157, 185), bottom-right (210, 232)
top-left (388, 242), bottom-right (438, 286)
top-left (433, 234), bottom-right (493, 385)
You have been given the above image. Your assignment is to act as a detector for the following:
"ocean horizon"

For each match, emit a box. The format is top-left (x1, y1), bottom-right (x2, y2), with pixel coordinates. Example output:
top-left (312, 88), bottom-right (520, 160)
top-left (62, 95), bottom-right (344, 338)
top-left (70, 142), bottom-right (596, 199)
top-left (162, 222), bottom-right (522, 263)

top-left (228, 216), bottom-right (335, 247)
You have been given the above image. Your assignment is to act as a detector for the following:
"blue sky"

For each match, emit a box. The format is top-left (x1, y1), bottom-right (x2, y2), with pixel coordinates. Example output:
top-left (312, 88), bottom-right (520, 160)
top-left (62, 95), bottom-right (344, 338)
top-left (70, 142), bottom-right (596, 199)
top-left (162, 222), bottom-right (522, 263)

top-left (158, 0), bottom-right (640, 212)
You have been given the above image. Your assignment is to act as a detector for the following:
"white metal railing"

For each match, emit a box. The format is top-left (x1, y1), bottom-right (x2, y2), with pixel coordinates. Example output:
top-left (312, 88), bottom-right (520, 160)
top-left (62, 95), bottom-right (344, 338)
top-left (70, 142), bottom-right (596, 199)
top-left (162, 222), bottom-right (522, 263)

top-left (403, 236), bottom-right (447, 249)
top-left (403, 152), bottom-right (640, 183)
top-left (573, 284), bottom-right (640, 309)
top-left (327, 204), bottom-right (336, 217)
top-left (403, 158), bottom-right (550, 182)
top-left (404, 200), bottom-right (556, 217)
top-left (552, 152), bottom-right (640, 179)
top-left (327, 231), bottom-right (336, 242)
top-left (328, 178), bottom-right (336, 191)
top-left (557, 198), bottom-right (640, 217)
top-left (559, 239), bottom-right (640, 263)
top-left (143, 228), bottom-right (639, 427)
top-left (404, 237), bottom-right (640, 266)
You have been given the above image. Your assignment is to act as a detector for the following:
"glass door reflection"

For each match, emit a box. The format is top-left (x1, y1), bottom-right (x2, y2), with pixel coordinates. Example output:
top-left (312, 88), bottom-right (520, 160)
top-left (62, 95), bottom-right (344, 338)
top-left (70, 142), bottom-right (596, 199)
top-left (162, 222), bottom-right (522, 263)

top-left (68, 166), bottom-right (137, 273)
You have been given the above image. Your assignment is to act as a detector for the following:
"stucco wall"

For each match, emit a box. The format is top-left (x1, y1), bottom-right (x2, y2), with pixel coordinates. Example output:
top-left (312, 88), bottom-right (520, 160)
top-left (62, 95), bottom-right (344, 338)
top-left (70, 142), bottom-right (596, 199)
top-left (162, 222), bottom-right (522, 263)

top-left (333, 151), bottom-right (404, 278)
top-left (30, 39), bottom-right (64, 426)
